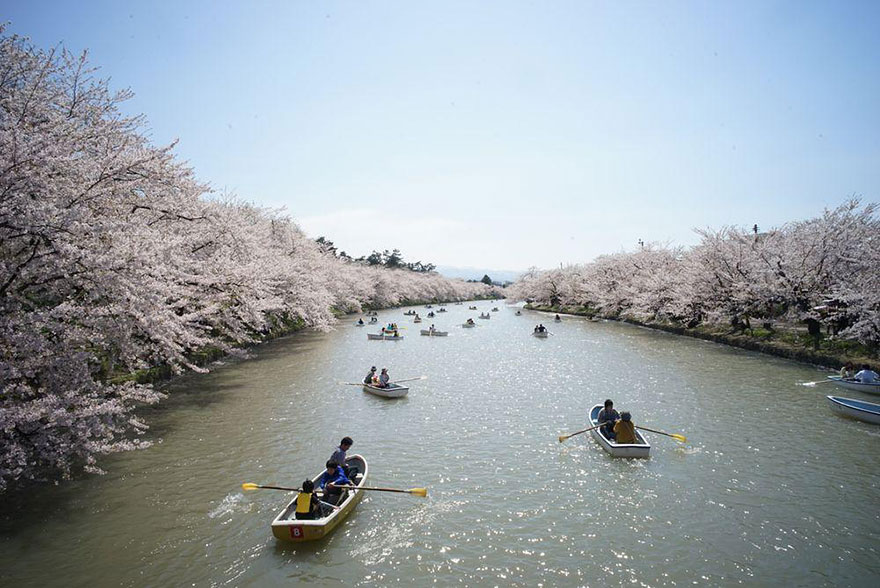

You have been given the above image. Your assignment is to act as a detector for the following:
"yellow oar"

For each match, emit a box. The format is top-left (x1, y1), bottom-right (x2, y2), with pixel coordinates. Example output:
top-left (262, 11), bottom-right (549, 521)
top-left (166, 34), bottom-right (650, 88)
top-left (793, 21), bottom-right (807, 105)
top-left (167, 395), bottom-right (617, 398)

top-left (558, 423), bottom-right (603, 443)
top-left (336, 484), bottom-right (428, 497)
top-left (242, 482), bottom-right (300, 491)
top-left (636, 425), bottom-right (687, 443)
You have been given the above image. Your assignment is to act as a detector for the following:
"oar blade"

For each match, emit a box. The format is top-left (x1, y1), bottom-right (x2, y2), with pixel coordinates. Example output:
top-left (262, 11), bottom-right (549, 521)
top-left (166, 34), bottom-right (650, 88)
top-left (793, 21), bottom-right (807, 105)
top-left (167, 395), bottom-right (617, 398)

top-left (671, 434), bottom-right (687, 443)
top-left (242, 482), bottom-right (260, 491)
top-left (558, 435), bottom-right (568, 443)
top-left (409, 487), bottom-right (428, 497)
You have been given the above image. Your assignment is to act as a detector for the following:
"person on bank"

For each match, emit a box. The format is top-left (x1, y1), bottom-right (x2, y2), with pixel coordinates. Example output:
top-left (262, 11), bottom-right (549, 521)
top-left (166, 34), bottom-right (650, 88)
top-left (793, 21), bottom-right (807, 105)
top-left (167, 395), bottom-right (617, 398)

top-left (363, 366), bottom-right (377, 384)
top-left (318, 460), bottom-right (352, 506)
top-left (597, 399), bottom-right (619, 440)
top-left (613, 412), bottom-right (637, 444)
top-left (331, 436), bottom-right (353, 476)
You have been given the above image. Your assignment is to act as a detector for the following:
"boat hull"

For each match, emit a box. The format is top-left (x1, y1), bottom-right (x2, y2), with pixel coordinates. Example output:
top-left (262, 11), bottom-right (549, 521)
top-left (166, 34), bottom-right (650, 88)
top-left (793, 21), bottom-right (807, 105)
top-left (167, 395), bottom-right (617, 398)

top-left (532, 332), bottom-right (548, 338)
top-left (827, 396), bottom-right (880, 424)
top-left (588, 405), bottom-right (651, 458)
top-left (271, 455), bottom-right (368, 542)
top-left (827, 376), bottom-right (880, 395)
top-left (462, 323), bottom-right (476, 328)
top-left (420, 330), bottom-right (448, 336)
top-left (363, 383), bottom-right (409, 398)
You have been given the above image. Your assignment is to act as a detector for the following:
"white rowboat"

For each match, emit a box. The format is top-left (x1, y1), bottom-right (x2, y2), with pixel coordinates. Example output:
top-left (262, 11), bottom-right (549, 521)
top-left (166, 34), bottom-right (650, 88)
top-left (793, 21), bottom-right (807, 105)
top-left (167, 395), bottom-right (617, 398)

top-left (420, 329), bottom-right (448, 336)
top-left (532, 331), bottom-right (548, 338)
top-left (367, 333), bottom-right (404, 340)
top-left (462, 323), bottom-right (476, 328)
top-left (827, 396), bottom-right (880, 424)
top-left (588, 404), bottom-right (651, 458)
top-left (827, 376), bottom-right (880, 395)
top-left (362, 383), bottom-right (409, 398)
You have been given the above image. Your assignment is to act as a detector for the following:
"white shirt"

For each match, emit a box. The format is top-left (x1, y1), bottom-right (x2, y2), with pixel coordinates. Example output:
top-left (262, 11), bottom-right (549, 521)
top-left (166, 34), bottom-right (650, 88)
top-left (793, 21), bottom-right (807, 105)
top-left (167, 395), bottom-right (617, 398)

top-left (855, 369), bottom-right (878, 383)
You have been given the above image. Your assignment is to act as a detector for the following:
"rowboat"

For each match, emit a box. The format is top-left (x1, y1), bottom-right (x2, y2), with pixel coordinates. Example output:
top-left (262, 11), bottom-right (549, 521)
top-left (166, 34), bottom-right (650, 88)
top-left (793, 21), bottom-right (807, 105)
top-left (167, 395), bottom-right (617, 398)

top-left (437, 308), bottom-right (447, 313)
top-left (367, 333), bottom-right (404, 340)
top-left (271, 454), bottom-right (368, 542)
top-left (363, 383), bottom-right (409, 398)
top-left (413, 318), bottom-right (422, 323)
top-left (827, 396), bottom-right (880, 424)
top-left (491, 308), bottom-right (499, 312)
top-left (827, 376), bottom-right (880, 395)
top-left (468, 306), bottom-right (478, 310)
top-left (420, 329), bottom-right (448, 336)
top-left (403, 311), bottom-right (416, 316)
top-left (532, 331), bottom-right (548, 338)
top-left (355, 322), bottom-right (365, 327)
top-left (515, 311), bottom-right (522, 316)
top-left (588, 405), bottom-right (651, 458)
top-left (478, 314), bottom-right (490, 319)
top-left (462, 322), bottom-right (476, 328)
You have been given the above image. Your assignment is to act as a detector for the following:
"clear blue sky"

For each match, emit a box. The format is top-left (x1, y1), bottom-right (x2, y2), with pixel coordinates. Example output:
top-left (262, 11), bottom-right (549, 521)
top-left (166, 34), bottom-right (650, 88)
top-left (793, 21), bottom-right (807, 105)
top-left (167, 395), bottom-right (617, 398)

top-left (4, 1), bottom-right (879, 269)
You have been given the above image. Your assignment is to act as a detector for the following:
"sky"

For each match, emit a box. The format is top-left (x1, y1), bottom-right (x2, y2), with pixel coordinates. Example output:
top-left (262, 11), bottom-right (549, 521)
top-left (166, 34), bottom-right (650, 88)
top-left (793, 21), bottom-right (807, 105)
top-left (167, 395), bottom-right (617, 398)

top-left (3, 1), bottom-right (879, 270)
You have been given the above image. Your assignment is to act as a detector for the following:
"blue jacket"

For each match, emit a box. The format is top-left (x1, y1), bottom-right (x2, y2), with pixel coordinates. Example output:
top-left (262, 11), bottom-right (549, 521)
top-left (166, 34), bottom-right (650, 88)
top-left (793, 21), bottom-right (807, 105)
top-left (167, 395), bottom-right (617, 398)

top-left (318, 468), bottom-right (352, 489)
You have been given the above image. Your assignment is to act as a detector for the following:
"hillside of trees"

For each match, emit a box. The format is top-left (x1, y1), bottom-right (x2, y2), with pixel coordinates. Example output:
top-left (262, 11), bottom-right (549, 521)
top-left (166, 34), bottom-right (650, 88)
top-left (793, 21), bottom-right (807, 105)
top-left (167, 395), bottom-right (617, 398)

top-left (0, 31), bottom-right (494, 491)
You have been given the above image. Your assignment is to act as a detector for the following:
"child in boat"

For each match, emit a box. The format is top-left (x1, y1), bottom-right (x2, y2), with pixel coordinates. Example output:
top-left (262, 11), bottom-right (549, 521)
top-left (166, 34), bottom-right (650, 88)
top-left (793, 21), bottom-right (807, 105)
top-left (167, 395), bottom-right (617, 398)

top-left (597, 399), bottom-right (619, 440)
top-left (613, 412), bottom-right (637, 444)
top-left (294, 479), bottom-right (322, 520)
top-left (319, 460), bottom-right (352, 506)
top-left (331, 437), bottom-right (353, 476)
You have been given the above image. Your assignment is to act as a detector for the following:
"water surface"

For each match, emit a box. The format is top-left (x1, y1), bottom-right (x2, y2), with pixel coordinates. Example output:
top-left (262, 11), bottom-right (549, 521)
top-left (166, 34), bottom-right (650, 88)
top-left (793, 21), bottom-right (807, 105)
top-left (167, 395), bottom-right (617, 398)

top-left (1, 304), bottom-right (878, 586)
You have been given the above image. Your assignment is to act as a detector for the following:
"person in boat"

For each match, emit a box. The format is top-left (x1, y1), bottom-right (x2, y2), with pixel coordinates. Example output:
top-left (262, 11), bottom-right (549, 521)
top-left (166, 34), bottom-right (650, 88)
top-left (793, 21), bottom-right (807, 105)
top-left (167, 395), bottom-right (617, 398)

top-left (538, 324), bottom-right (546, 333)
top-left (855, 364), bottom-right (879, 384)
top-left (533, 325), bottom-right (539, 333)
top-left (377, 368), bottom-right (391, 388)
top-left (555, 314), bottom-right (560, 320)
top-left (597, 399), bottom-right (619, 440)
top-left (840, 362), bottom-right (856, 379)
top-left (613, 412), bottom-right (637, 444)
top-left (363, 366), bottom-right (377, 384)
top-left (294, 479), bottom-right (323, 520)
top-left (369, 317), bottom-right (377, 323)
top-left (466, 318), bottom-right (475, 325)
top-left (331, 436), bottom-right (353, 477)
top-left (429, 324), bottom-right (436, 332)
top-left (357, 318), bottom-right (364, 325)
top-left (318, 460), bottom-right (352, 506)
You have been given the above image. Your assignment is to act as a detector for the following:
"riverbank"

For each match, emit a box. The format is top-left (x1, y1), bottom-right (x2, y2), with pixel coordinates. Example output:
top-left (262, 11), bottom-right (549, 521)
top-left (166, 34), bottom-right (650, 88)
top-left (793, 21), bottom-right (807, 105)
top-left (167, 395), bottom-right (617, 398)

top-left (525, 304), bottom-right (877, 370)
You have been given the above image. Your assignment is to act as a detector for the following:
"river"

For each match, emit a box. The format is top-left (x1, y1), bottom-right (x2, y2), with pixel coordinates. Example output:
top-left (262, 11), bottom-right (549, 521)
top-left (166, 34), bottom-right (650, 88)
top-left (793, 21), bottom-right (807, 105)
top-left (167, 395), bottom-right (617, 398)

top-left (1, 303), bottom-right (878, 586)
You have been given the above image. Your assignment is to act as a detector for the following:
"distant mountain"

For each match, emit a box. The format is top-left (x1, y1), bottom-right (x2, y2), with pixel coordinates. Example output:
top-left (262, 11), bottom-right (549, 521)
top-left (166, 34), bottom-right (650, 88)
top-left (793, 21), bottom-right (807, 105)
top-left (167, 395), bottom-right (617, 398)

top-left (434, 265), bottom-right (523, 284)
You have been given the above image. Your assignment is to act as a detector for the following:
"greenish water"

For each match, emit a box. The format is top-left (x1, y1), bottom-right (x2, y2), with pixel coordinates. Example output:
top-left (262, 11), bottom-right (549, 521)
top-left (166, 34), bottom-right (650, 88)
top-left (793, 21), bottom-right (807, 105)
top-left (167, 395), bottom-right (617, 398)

top-left (1, 305), bottom-right (878, 586)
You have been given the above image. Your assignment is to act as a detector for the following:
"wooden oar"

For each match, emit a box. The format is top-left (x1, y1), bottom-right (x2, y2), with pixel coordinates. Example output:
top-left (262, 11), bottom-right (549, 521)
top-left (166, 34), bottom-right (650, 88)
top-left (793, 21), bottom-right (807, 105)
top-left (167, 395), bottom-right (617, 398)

top-left (335, 484), bottom-right (428, 497)
top-left (636, 425), bottom-right (687, 443)
top-left (241, 483), bottom-right (340, 508)
top-left (800, 379), bottom-right (835, 387)
top-left (558, 423), bottom-right (603, 443)
top-left (389, 376), bottom-right (427, 384)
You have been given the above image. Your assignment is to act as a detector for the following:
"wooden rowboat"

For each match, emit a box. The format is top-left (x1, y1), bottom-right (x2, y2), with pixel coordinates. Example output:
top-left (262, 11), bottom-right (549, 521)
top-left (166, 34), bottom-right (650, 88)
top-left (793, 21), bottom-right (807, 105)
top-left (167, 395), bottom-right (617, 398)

top-left (367, 333), bottom-right (404, 340)
top-left (827, 396), bottom-right (880, 424)
top-left (588, 405), bottom-right (651, 458)
top-left (532, 331), bottom-right (548, 338)
top-left (420, 329), bottom-right (448, 336)
top-left (271, 454), bottom-right (368, 542)
top-left (827, 376), bottom-right (880, 395)
top-left (363, 383), bottom-right (409, 398)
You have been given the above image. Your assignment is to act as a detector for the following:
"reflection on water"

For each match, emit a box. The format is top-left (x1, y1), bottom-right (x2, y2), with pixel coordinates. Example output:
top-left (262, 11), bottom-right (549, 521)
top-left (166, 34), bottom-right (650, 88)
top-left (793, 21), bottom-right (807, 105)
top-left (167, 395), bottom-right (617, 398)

top-left (1, 305), bottom-right (878, 586)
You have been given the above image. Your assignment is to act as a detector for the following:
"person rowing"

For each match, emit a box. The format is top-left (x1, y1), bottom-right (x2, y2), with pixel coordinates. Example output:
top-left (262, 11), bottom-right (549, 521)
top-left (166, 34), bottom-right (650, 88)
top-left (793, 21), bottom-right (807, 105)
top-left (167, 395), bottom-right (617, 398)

top-left (318, 460), bottom-right (352, 506)
top-left (363, 366), bottom-right (377, 384)
top-left (597, 399), bottom-right (619, 440)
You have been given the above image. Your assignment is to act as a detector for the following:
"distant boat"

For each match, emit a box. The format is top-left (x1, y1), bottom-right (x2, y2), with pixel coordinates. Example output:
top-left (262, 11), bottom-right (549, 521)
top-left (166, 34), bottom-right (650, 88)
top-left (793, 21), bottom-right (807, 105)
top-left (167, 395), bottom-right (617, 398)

top-left (420, 329), bottom-right (448, 336)
top-left (363, 383), bottom-right (409, 398)
top-left (532, 331), bottom-right (548, 338)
